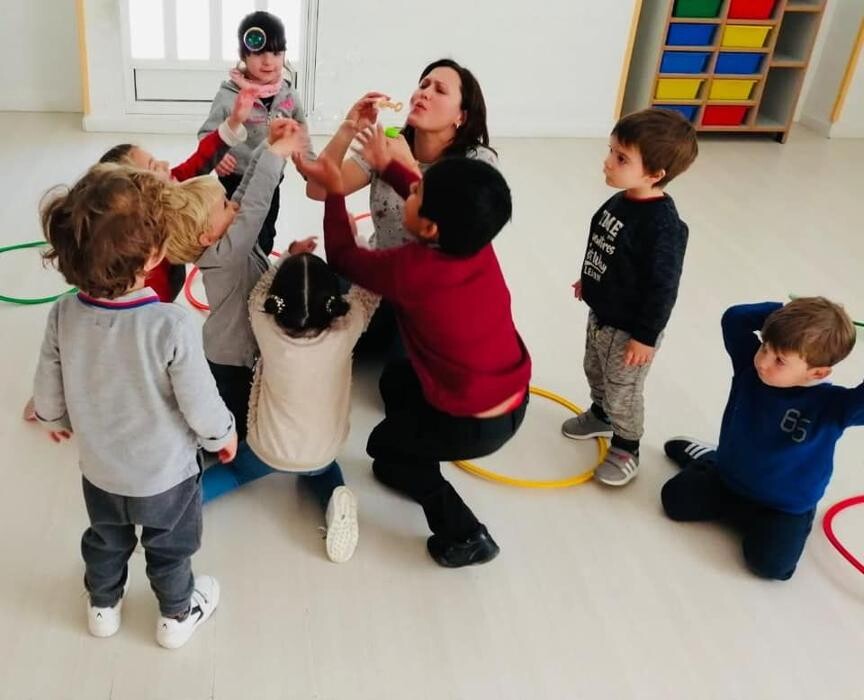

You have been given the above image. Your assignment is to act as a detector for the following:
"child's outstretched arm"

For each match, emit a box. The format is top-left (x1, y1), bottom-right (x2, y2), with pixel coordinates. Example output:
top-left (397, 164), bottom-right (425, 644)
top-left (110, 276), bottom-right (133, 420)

top-left (32, 304), bottom-right (73, 442)
top-left (282, 90), bottom-right (317, 162)
top-left (721, 302), bottom-right (783, 375)
top-left (203, 119), bottom-right (304, 268)
top-left (306, 91), bottom-right (390, 201)
top-left (171, 88), bottom-right (255, 182)
top-left (293, 152), bottom-right (402, 299)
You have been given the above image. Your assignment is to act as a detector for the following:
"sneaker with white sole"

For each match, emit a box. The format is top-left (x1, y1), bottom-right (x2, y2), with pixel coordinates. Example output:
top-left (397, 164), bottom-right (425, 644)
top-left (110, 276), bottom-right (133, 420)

top-left (664, 436), bottom-right (717, 469)
top-left (594, 447), bottom-right (640, 486)
top-left (156, 575), bottom-right (220, 650)
top-left (87, 580), bottom-right (129, 638)
top-left (562, 410), bottom-right (614, 440)
top-left (325, 486), bottom-right (359, 564)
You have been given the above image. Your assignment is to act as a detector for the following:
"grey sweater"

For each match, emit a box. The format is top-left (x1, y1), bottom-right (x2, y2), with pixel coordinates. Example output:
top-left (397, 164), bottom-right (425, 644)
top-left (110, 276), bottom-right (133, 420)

top-left (197, 145), bottom-right (285, 367)
top-left (198, 78), bottom-right (314, 174)
top-left (33, 288), bottom-right (235, 498)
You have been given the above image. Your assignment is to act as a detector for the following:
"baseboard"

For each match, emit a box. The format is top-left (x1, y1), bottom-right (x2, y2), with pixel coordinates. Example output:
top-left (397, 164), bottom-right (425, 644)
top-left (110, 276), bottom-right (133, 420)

top-left (82, 114), bottom-right (204, 135)
top-left (797, 114), bottom-right (833, 138)
top-left (81, 112), bottom-right (614, 138)
top-left (827, 122), bottom-right (864, 138)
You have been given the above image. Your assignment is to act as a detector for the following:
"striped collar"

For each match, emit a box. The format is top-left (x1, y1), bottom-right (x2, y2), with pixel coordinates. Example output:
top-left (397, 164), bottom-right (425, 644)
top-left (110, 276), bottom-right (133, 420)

top-left (77, 287), bottom-right (160, 310)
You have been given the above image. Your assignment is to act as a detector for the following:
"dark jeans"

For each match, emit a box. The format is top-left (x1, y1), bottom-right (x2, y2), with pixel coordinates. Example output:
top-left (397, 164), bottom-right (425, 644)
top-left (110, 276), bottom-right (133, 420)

top-left (367, 359), bottom-right (528, 541)
top-left (81, 475), bottom-right (201, 616)
top-left (219, 172), bottom-right (281, 256)
top-left (202, 441), bottom-right (345, 511)
top-left (661, 457), bottom-right (815, 581)
top-left (208, 361), bottom-right (253, 442)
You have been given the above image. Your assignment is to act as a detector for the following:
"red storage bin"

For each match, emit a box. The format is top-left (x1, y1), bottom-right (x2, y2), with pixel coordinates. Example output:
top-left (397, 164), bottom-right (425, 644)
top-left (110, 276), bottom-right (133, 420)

top-left (728, 0), bottom-right (777, 19)
top-left (702, 105), bottom-right (749, 126)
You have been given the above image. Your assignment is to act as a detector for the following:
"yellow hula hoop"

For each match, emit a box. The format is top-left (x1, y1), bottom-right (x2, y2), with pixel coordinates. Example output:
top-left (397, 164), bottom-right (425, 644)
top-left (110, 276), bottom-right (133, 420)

top-left (451, 386), bottom-right (609, 489)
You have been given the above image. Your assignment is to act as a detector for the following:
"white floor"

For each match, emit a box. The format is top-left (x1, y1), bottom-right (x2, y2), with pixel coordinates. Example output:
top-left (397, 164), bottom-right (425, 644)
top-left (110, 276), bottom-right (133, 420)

top-left (1, 113), bottom-right (863, 700)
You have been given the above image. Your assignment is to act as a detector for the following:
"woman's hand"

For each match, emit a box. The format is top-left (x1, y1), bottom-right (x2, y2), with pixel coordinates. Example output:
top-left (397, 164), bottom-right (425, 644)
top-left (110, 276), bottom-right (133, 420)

top-left (354, 125), bottom-right (393, 173)
top-left (345, 92), bottom-right (390, 131)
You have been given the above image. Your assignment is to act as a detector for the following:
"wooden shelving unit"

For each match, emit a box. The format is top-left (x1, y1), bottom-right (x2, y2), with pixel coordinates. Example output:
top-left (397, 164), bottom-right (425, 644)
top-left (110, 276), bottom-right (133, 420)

top-left (620, 0), bottom-right (827, 142)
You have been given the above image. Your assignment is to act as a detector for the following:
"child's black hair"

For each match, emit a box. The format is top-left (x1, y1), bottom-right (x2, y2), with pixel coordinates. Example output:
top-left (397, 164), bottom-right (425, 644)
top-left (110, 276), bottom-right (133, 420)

top-left (99, 144), bottom-right (135, 164)
top-left (238, 11), bottom-right (287, 58)
top-left (262, 253), bottom-right (350, 337)
top-left (419, 158), bottom-right (512, 257)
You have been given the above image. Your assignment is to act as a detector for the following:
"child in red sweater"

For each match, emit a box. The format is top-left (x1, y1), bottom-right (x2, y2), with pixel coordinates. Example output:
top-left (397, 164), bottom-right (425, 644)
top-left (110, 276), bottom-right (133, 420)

top-left (98, 88), bottom-right (255, 302)
top-left (294, 126), bottom-right (531, 568)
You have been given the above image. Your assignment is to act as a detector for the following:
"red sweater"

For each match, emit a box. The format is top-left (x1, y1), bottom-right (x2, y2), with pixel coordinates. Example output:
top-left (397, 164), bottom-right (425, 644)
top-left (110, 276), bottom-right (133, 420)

top-left (147, 130), bottom-right (229, 301)
top-left (324, 161), bottom-right (531, 416)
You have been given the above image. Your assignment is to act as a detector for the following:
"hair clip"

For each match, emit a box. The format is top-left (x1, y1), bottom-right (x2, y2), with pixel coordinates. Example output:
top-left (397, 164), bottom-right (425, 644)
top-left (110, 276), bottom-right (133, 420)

top-left (243, 26), bottom-right (267, 53)
top-left (267, 294), bottom-right (285, 313)
top-left (325, 296), bottom-right (338, 315)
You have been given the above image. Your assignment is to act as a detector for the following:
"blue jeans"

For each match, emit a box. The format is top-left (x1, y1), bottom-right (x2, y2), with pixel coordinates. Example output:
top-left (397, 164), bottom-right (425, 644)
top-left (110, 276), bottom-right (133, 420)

top-left (202, 442), bottom-right (345, 511)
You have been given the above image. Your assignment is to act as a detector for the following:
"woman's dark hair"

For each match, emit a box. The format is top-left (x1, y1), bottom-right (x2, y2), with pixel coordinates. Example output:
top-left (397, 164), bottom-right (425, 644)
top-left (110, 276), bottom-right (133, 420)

top-left (99, 143), bottom-right (135, 164)
top-left (262, 253), bottom-right (350, 337)
top-left (238, 11), bottom-right (287, 58)
top-left (401, 58), bottom-right (494, 159)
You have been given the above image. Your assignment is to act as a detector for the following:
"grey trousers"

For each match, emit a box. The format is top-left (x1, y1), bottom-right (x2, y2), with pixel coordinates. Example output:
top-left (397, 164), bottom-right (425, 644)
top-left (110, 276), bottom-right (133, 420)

top-left (583, 312), bottom-right (659, 442)
top-left (81, 474), bottom-right (201, 616)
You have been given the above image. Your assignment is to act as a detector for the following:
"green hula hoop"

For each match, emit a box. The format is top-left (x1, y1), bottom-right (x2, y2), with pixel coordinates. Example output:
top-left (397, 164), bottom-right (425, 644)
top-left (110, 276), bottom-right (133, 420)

top-left (0, 241), bottom-right (77, 305)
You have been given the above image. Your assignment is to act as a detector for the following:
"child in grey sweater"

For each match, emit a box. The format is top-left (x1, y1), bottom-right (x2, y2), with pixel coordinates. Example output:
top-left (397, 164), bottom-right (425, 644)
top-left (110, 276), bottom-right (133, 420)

top-left (33, 163), bottom-right (236, 650)
top-left (198, 10), bottom-right (315, 254)
top-left (165, 118), bottom-right (314, 441)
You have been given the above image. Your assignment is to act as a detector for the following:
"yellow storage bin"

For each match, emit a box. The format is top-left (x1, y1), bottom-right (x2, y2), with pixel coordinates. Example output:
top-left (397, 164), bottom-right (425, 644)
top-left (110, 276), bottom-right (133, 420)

top-left (655, 78), bottom-right (704, 100)
top-left (721, 24), bottom-right (771, 47)
top-left (709, 79), bottom-right (758, 100)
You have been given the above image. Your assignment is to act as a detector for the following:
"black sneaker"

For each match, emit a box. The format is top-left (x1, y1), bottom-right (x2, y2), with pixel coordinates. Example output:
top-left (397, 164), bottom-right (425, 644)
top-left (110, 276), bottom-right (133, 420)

top-left (664, 436), bottom-right (717, 469)
top-left (427, 525), bottom-right (500, 568)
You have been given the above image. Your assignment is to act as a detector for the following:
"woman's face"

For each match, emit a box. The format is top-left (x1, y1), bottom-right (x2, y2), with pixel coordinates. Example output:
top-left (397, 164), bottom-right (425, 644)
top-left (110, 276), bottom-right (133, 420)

top-left (406, 66), bottom-right (465, 133)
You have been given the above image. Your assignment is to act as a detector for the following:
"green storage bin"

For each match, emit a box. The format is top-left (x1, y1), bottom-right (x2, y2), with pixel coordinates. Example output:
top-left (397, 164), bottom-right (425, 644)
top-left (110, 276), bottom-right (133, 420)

top-left (673, 0), bottom-right (723, 17)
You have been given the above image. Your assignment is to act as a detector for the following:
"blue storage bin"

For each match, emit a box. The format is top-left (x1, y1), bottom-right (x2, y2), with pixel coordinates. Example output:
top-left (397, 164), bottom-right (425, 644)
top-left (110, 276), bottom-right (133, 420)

top-left (660, 51), bottom-right (711, 73)
top-left (667, 23), bottom-right (717, 46)
top-left (659, 105), bottom-right (699, 122)
top-left (715, 52), bottom-right (764, 74)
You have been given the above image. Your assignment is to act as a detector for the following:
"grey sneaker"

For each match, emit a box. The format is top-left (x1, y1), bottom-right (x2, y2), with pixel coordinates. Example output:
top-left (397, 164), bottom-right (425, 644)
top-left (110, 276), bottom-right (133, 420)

top-left (562, 411), bottom-right (613, 440)
top-left (594, 447), bottom-right (639, 486)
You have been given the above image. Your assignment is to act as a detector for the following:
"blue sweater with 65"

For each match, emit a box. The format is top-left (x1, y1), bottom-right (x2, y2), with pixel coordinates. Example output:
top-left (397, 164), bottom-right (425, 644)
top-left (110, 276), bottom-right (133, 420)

top-left (717, 302), bottom-right (864, 513)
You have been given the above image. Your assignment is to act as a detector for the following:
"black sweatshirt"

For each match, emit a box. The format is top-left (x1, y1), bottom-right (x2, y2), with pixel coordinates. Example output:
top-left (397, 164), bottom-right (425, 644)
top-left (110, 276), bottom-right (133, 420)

top-left (580, 191), bottom-right (688, 346)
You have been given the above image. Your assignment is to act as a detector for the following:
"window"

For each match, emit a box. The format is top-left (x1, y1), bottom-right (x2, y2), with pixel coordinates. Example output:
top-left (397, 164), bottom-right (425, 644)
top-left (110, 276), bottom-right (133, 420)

top-left (119, 0), bottom-right (316, 114)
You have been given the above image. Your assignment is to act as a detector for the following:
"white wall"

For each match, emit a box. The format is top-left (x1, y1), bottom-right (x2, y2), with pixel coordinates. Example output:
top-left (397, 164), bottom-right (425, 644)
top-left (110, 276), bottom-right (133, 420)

top-left (799, 2), bottom-right (864, 137)
top-left (0, 0), bottom-right (82, 112)
top-left (80, 0), bottom-right (637, 136)
top-left (312, 0), bottom-right (635, 137)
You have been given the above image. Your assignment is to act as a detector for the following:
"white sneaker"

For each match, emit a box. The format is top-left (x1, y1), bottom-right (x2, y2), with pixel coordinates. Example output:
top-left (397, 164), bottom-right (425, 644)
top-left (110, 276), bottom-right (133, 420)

top-left (156, 575), bottom-right (220, 650)
top-left (87, 579), bottom-right (129, 638)
top-left (325, 486), bottom-right (359, 563)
